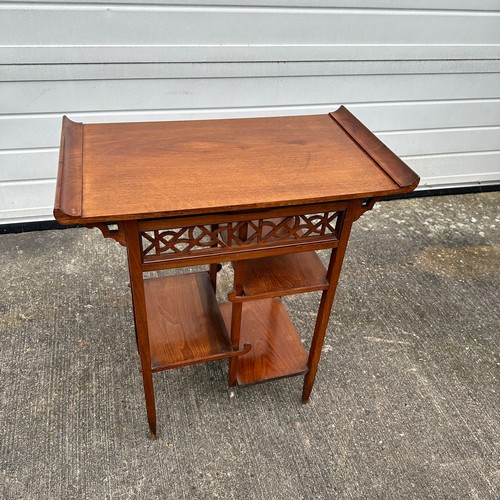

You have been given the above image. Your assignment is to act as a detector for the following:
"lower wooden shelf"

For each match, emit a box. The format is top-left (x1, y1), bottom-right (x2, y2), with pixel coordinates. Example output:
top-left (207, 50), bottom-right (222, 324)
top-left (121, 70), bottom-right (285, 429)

top-left (220, 298), bottom-right (309, 386)
top-left (144, 272), bottom-right (249, 372)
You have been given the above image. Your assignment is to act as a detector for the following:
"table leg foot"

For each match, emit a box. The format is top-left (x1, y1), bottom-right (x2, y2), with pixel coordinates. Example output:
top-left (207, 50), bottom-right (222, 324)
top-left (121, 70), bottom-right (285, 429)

top-left (149, 425), bottom-right (157, 439)
top-left (302, 376), bottom-right (314, 403)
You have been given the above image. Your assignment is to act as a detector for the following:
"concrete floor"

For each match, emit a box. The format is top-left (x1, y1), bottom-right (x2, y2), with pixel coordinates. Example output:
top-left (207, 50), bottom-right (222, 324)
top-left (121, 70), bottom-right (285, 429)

top-left (1, 192), bottom-right (499, 499)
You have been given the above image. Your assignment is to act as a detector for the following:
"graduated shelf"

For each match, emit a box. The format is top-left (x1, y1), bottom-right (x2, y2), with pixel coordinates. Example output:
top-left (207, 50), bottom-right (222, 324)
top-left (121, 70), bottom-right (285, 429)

top-left (220, 298), bottom-right (309, 386)
top-left (243, 251), bottom-right (328, 296)
top-left (230, 251), bottom-right (329, 301)
top-left (144, 272), bottom-right (250, 372)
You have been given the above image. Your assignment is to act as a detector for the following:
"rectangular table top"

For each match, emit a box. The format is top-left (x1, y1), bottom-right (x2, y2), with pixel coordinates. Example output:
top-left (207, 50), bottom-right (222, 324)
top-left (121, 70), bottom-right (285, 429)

top-left (54, 106), bottom-right (419, 224)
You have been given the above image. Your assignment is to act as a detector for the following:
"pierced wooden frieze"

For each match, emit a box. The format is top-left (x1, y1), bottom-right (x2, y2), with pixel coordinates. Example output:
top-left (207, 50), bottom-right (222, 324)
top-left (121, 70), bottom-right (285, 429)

top-left (140, 211), bottom-right (343, 259)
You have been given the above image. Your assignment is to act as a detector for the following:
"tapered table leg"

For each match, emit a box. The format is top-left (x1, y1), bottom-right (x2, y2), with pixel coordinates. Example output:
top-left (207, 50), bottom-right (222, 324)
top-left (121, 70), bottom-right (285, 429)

top-left (141, 369), bottom-right (157, 438)
top-left (302, 207), bottom-right (356, 402)
top-left (228, 301), bottom-right (243, 387)
top-left (124, 221), bottom-right (157, 437)
top-left (228, 258), bottom-right (247, 386)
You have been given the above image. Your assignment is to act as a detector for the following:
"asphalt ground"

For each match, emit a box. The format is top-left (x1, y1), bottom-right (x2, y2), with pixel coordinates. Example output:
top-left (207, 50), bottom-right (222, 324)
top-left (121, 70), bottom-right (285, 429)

top-left (1, 192), bottom-right (499, 499)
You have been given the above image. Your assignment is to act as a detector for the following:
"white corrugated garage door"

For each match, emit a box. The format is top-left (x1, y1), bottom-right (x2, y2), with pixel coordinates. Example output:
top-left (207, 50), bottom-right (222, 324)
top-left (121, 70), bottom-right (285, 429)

top-left (1, 0), bottom-right (499, 224)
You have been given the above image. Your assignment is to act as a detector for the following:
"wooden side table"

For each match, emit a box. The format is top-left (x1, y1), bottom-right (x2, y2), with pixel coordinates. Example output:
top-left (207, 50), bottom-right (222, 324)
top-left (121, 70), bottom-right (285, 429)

top-left (54, 106), bottom-right (419, 437)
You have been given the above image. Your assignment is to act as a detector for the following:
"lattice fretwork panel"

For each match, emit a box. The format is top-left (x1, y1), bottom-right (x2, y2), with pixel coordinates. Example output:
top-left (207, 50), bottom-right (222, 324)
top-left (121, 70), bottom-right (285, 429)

top-left (141, 211), bottom-right (343, 259)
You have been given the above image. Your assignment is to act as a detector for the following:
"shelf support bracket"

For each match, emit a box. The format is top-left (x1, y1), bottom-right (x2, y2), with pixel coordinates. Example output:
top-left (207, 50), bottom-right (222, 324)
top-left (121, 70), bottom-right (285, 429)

top-left (353, 197), bottom-right (380, 221)
top-left (87, 222), bottom-right (126, 246)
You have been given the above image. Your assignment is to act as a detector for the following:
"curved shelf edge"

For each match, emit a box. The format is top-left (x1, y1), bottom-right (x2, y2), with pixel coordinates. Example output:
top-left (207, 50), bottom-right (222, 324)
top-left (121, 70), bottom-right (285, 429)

top-left (151, 342), bottom-right (252, 373)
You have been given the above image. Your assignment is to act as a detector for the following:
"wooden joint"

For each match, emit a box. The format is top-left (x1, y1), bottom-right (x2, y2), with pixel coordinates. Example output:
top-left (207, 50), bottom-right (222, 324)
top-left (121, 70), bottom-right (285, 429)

top-left (228, 290), bottom-right (250, 303)
top-left (239, 343), bottom-right (252, 356)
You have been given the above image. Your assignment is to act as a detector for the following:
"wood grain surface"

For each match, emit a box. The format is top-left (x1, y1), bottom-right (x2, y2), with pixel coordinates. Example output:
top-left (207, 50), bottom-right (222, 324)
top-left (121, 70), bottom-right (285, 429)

top-left (54, 108), bottom-right (419, 224)
top-left (144, 272), bottom-right (236, 371)
top-left (234, 251), bottom-right (329, 300)
top-left (220, 298), bottom-right (308, 386)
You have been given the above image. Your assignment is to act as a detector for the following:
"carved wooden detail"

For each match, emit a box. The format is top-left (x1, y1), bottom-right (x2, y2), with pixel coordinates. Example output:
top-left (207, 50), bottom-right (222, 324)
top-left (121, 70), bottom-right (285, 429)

top-left (353, 198), bottom-right (380, 221)
top-left (141, 211), bottom-right (342, 259)
top-left (86, 222), bottom-right (126, 246)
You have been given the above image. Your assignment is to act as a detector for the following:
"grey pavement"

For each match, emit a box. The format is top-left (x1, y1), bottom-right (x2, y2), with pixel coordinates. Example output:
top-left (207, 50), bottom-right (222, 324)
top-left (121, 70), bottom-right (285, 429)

top-left (1, 192), bottom-right (499, 500)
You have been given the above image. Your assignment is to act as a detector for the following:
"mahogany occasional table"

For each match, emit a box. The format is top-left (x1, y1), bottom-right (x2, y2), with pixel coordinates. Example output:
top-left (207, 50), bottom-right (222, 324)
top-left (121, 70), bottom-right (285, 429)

top-left (54, 106), bottom-right (419, 438)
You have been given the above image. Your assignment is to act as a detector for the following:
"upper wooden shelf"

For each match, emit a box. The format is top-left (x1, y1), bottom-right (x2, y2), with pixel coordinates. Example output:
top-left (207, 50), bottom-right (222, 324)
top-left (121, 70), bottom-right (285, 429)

top-left (54, 106), bottom-right (419, 224)
top-left (230, 251), bottom-right (329, 301)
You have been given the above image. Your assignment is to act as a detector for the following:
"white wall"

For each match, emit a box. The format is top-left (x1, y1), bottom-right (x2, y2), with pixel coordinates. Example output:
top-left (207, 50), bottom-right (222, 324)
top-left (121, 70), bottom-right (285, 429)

top-left (1, 0), bottom-right (499, 224)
